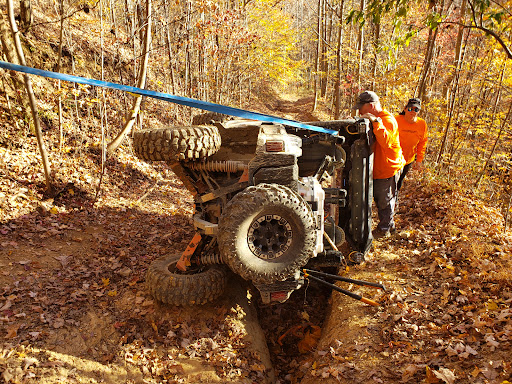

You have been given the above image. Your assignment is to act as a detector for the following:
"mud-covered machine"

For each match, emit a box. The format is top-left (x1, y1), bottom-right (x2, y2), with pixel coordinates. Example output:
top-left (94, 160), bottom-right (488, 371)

top-left (133, 116), bottom-right (374, 305)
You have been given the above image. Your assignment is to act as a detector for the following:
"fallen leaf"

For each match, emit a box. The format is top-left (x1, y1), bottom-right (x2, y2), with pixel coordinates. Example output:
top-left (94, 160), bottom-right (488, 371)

top-left (168, 364), bottom-right (185, 374)
top-left (298, 325), bottom-right (321, 354)
top-left (23, 357), bottom-right (39, 369)
top-left (5, 324), bottom-right (20, 339)
top-left (402, 364), bottom-right (420, 382)
top-left (0, 300), bottom-right (12, 311)
top-left (425, 366), bottom-right (441, 383)
top-left (52, 318), bottom-right (65, 329)
top-left (434, 367), bottom-right (456, 384)
top-left (53, 255), bottom-right (70, 267)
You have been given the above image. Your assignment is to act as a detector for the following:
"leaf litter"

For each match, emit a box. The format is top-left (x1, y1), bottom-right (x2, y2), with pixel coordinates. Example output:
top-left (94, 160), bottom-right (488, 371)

top-left (1, 100), bottom-right (512, 384)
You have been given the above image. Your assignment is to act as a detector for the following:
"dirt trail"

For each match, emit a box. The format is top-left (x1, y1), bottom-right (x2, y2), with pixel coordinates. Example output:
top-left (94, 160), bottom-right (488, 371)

top-left (0, 156), bottom-right (277, 383)
top-left (1, 213), bottom-right (275, 383)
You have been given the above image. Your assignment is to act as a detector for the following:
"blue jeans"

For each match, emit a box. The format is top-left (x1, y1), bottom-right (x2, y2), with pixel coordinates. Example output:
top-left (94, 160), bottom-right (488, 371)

top-left (373, 171), bottom-right (401, 231)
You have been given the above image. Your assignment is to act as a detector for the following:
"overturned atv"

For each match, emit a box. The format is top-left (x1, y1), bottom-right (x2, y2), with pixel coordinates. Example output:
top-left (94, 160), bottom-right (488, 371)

top-left (133, 116), bottom-right (374, 305)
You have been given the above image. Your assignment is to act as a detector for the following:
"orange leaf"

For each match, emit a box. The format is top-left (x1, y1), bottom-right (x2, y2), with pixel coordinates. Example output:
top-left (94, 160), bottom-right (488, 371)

top-left (5, 324), bottom-right (20, 339)
top-left (298, 325), bottom-right (321, 354)
top-left (426, 366), bottom-right (441, 383)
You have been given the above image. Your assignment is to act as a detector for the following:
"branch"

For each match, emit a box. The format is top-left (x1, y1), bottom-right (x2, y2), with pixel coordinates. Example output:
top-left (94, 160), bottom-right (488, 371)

top-left (465, 24), bottom-right (512, 59)
top-left (30, 0), bottom-right (101, 28)
top-left (437, 19), bottom-right (512, 60)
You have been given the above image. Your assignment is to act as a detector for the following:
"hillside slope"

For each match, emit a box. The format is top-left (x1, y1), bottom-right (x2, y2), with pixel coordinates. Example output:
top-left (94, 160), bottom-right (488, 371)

top-left (1, 70), bottom-right (511, 383)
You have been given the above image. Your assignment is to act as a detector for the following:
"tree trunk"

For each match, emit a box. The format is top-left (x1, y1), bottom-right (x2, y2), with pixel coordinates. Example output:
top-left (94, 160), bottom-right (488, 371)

top-left (0, 13), bottom-right (31, 128)
top-left (417, 27), bottom-right (438, 100)
top-left (435, 59), bottom-right (460, 166)
top-left (312, 0), bottom-right (322, 112)
top-left (371, 22), bottom-right (380, 89)
top-left (107, 0), bottom-right (151, 153)
top-left (320, 0), bottom-right (328, 97)
top-left (417, 0), bottom-right (440, 100)
top-left (475, 86), bottom-right (511, 188)
top-left (443, 0), bottom-right (467, 99)
top-left (19, 0), bottom-right (33, 29)
top-left (56, 0), bottom-right (64, 151)
top-left (7, 0), bottom-right (52, 190)
top-left (355, 0), bottom-right (366, 90)
top-left (334, 1), bottom-right (344, 119)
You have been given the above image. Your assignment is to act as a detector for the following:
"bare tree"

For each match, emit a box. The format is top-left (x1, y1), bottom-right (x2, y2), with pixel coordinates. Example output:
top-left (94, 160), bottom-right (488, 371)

top-left (333, 0), bottom-right (345, 119)
top-left (0, 13), bottom-right (31, 126)
top-left (416, 0), bottom-right (440, 100)
top-left (475, 96), bottom-right (512, 188)
top-left (355, 0), bottom-right (366, 90)
top-left (107, 0), bottom-right (151, 152)
top-left (19, 0), bottom-right (33, 29)
top-left (443, 0), bottom-right (467, 99)
top-left (312, 0), bottom-right (322, 111)
top-left (6, 0), bottom-right (52, 190)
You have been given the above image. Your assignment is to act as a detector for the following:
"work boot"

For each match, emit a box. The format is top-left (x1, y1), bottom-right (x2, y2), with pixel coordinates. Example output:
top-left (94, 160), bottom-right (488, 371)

top-left (372, 228), bottom-right (391, 239)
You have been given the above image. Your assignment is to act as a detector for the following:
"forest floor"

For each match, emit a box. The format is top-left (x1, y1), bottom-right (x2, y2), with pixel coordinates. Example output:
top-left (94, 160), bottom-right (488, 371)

top-left (1, 92), bottom-right (512, 384)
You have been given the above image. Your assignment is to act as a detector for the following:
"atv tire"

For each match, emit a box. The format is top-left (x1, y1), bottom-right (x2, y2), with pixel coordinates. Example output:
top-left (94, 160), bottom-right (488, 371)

top-left (218, 183), bottom-right (317, 284)
top-left (146, 254), bottom-right (228, 306)
top-left (133, 126), bottom-right (221, 161)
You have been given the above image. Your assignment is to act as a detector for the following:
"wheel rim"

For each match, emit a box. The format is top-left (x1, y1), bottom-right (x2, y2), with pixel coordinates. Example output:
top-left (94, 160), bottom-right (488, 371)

top-left (247, 214), bottom-right (293, 260)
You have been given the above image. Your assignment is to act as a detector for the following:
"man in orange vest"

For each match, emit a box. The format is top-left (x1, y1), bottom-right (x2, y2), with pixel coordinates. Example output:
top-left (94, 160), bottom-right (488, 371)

top-left (354, 91), bottom-right (406, 238)
top-left (395, 98), bottom-right (428, 191)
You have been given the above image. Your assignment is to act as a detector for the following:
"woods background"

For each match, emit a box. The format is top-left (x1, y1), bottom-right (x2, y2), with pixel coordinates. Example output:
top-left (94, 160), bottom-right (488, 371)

top-left (0, 0), bottom-right (511, 219)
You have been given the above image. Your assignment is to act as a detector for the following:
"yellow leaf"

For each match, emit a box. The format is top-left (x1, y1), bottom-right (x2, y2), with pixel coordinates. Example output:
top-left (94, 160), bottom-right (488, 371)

top-left (108, 290), bottom-right (117, 297)
top-left (102, 278), bottom-right (110, 287)
top-left (50, 207), bottom-right (59, 214)
top-left (487, 301), bottom-right (499, 311)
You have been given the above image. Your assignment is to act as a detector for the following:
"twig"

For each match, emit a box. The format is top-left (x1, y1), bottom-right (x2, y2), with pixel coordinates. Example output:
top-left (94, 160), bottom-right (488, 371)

top-left (135, 179), bottom-right (161, 204)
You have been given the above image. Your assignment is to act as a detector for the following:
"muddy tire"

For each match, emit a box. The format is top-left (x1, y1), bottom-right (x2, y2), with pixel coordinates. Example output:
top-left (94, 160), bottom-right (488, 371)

top-left (133, 126), bottom-right (221, 161)
top-left (192, 112), bottom-right (230, 125)
top-left (146, 254), bottom-right (228, 306)
top-left (218, 183), bottom-right (317, 284)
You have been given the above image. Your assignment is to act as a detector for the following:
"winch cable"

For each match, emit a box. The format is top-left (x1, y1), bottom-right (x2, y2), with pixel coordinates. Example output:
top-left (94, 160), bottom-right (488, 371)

top-left (303, 268), bottom-right (386, 291)
top-left (0, 61), bottom-right (338, 136)
top-left (301, 269), bottom-right (383, 307)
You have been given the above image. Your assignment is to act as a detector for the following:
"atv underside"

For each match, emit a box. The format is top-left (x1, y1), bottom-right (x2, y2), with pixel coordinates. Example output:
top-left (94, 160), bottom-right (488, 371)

top-left (133, 116), bottom-right (374, 305)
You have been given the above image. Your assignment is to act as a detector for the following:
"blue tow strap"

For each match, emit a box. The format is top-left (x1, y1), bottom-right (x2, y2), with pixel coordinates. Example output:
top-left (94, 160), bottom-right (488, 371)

top-left (0, 61), bottom-right (338, 136)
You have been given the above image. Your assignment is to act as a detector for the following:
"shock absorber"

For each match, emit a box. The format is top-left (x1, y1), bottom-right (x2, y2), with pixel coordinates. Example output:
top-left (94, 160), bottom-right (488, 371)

top-left (199, 252), bottom-right (224, 265)
top-left (188, 161), bottom-right (247, 173)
